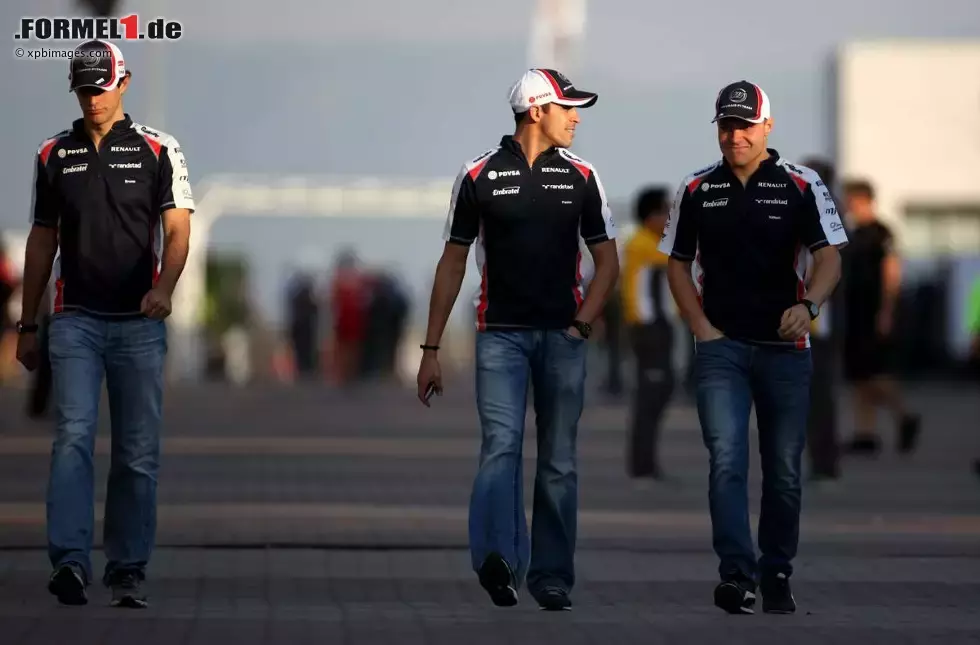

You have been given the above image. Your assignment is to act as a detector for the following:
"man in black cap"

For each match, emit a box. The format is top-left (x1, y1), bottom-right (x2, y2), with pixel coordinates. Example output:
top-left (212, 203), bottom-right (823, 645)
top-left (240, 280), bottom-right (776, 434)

top-left (16, 39), bottom-right (194, 608)
top-left (660, 81), bottom-right (847, 615)
top-left (416, 68), bottom-right (618, 611)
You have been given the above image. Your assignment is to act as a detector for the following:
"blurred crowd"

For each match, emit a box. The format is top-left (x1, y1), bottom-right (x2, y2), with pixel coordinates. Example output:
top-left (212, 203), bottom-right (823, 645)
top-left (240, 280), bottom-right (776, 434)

top-left (281, 249), bottom-right (411, 386)
top-left (2, 163), bottom-right (979, 431)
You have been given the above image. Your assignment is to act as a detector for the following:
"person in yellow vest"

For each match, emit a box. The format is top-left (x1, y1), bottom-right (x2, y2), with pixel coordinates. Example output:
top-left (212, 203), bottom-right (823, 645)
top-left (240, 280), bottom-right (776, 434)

top-left (621, 186), bottom-right (676, 480)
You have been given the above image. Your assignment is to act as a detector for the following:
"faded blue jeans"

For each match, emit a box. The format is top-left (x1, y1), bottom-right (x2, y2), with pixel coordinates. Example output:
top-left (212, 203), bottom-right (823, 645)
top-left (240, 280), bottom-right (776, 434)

top-left (694, 337), bottom-right (812, 584)
top-left (469, 329), bottom-right (587, 597)
top-left (46, 312), bottom-right (167, 586)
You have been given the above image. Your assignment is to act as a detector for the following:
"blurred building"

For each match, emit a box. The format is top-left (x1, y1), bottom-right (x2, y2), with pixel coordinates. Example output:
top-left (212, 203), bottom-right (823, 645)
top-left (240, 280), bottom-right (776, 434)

top-left (836, 40), bottom-right (980, 362)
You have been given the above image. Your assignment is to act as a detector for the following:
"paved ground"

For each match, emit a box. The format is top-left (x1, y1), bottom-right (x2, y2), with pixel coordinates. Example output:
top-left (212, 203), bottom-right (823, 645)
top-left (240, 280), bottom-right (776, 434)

top-left (0, 374), bottom-right (978, 643)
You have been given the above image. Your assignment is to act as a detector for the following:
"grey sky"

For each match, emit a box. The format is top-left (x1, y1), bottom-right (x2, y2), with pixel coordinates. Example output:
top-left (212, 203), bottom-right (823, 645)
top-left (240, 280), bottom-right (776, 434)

top-left (2, 0), bottom-right (978, 321)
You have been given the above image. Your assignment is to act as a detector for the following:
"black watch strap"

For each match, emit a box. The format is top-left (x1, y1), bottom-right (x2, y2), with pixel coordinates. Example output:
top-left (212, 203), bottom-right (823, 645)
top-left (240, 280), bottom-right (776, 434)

top-left (16, 322), bottom-right (39, 334)
top-left (800, 299), bottom-right (819, 320)
top-left (572, 320), bottom-right (592, 339)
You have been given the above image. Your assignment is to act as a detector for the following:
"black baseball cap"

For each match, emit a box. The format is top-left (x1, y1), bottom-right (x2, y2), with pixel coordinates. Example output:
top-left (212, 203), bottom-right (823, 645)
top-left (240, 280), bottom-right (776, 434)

top-left (711, 80), bottom-right (771, 124)
top-left (69, 39), bottom-right (127, 93)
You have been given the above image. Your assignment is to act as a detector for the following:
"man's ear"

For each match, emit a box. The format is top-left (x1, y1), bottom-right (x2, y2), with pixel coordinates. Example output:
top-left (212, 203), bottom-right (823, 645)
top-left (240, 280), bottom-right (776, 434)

top-left (764, 117), bottom-right (773, 136)
top-left (118, 71), bottom-right (132, 94)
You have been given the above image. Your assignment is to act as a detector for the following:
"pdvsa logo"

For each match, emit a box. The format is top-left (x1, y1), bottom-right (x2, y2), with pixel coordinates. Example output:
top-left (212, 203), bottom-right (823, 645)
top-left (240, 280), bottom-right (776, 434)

top-left (487, 170), bottom-right (520, 180)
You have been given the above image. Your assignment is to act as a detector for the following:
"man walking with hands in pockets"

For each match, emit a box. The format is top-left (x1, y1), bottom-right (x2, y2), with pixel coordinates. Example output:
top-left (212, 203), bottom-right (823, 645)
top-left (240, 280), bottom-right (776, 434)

top-left (416, 68), bottom-right (618, 611)
top-left (659, 81), bottom-right (847, 615)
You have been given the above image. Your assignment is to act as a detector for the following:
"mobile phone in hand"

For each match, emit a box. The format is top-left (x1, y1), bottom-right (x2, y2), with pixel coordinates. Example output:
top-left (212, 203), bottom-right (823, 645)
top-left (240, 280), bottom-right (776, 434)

top-left (424, 382), bottom-right (437, 403)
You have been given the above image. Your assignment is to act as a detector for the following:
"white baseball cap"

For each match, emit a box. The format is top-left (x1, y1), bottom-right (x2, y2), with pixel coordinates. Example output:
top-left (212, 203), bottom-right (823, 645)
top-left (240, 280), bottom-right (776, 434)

top-left (711, 80), bottom-right (771, 124)
top-left (508, 68), bottom-right (598, 113)
top-left (69, 39), bottom-right (127, 92)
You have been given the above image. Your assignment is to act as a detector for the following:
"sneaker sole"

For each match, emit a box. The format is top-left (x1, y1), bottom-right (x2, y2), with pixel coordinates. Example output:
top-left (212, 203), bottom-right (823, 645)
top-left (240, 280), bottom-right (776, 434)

top-left (538, 603), bottom-right (572, 611)
top-left (48, 571), bottom-right (87, 606)
top-left (110, 595), bottom-right (148, 609)
top-left (714, 584), bottom-right (755, 615)
top-left (478, 557), bottom-right (518, 607)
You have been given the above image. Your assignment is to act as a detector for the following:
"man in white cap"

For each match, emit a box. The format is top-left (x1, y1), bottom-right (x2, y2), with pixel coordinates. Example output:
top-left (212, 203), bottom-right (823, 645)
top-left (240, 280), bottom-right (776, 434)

top-left (16, 39), bottom-right (194, 608)
top-left (416, 68), bottom-right (618, 611)
top-left (659, 80), bottom-right (847, 615)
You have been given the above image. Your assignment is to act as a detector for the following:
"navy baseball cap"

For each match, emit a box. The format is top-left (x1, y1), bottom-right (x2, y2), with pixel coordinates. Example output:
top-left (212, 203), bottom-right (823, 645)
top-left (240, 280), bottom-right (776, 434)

top-left (712, 80), bottom-right (771, 124)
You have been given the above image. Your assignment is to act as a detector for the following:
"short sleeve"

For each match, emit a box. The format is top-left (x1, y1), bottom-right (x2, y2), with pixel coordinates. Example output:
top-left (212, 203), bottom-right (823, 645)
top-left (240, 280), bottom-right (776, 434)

top-left (658, 182), bottom-right (697, 260)
top-left (31, 152), bottom-right (59, 228)
top-left (798, 178), bottom-right (847, 251)
top-left (878, 224), bottom-right (895, 256)
top-left (442, 166), bottom-right (480, 246)
top-left (580, 169), bottom-right (616, 244)
top-left (157, 136), bottom-right (195, 213)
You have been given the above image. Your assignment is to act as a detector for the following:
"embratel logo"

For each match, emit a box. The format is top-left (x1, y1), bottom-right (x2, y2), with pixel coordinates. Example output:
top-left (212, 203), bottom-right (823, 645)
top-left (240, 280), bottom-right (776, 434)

top-left (15, 15), bottom-right (183, 41)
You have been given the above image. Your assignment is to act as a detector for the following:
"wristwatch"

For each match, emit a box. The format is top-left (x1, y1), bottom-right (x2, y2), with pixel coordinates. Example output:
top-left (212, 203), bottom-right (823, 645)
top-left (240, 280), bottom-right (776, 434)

top-left (571, 319), bottom-right (592, 339)
top-left (800, 299), bottom-right (819, 321)
top-left (16, 321), bottom-right (39, 334)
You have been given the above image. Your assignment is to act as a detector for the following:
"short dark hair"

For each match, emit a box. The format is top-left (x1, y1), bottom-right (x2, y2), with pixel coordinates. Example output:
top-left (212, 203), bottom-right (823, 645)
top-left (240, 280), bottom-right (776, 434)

top-left (634, 186), bottom-right (670, 224)
top-left (513, 103), bottom-right (561, 126)
top-left (842, 178), bottom-right (875, 201)
top-left (801, 157), bottom-right (835, 189)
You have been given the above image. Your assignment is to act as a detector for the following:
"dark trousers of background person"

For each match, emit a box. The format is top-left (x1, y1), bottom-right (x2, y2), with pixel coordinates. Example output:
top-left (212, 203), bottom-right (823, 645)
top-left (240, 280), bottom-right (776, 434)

top-left (806, 336), bottom-right (839, 479)
top-left (290, 322), bottom-right (318, 378)
top-left (602, 293), bottom-right (624, 396)
top-left (27, 315), bottom-right (53, 418)
top-left (627, 321), bottom-right (675, 478)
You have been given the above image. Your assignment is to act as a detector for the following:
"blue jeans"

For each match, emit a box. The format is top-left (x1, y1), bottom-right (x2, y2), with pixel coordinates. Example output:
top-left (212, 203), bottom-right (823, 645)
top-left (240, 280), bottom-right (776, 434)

top-left (469, 329), bottom-right (587, 596)
top-left (694, 337), bottom-right (812, 583)
top-left (46, 312), bottom-right (167, 586)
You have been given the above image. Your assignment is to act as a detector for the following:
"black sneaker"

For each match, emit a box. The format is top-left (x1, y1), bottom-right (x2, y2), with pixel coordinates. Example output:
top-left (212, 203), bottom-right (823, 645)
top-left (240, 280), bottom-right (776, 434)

top-left (761, 572), bottom-right (796, 614)
top-left (844, 436), bottom-right (881, 457)
top-left (108, 571), bottom-right (148, 608)
top-left (713, 578), bottom-right (756, 615)
top-left (48, 564), bottom-right (87, 606)
top-left (897, 414), bottom-right (921, 454)
top-left (477, 553), bottom-right (518, 607)
top-left (536, 586), bottom-right (572, 611)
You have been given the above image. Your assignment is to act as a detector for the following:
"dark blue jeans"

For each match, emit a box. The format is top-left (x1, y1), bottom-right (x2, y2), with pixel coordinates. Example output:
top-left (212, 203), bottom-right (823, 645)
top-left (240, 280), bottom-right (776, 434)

top-left (469, 329), bottom-right (587, 596)
top-left (46, 312), bottom-right (167, 586)
top-left (694, 337), bottom-right (812, 583)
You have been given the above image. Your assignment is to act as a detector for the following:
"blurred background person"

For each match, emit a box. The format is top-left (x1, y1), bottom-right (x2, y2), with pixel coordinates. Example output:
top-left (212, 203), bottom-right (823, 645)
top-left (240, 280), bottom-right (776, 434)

top-left (0, 236), bottom-right (18, 382)
top-left (361, 269), bottom-right (410, 381)
top-left (25, 281), bottom-right (53, 419)
top-left (599, 284), bottom-right (625, 398)
top-left (328, 249), bottom-right (368, 385)
top-left (285, 271), bottom-right (320, 379)
top-left (801, 157), bottom-right (842, 482)
top-left (840, 179), bottom-right (921, 457)
top-left (967, 273), bottom-right (980, 479)
top-left (620, 185), bottom-right (675, 481)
